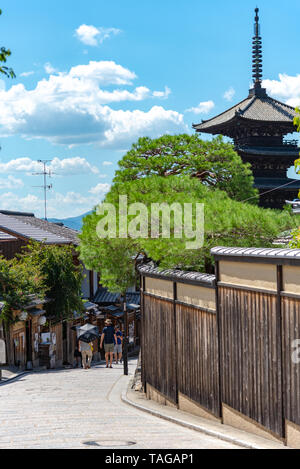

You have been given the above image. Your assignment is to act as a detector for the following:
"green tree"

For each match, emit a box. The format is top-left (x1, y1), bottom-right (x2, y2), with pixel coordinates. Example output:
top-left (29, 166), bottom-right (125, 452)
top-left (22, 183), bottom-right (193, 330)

top-left (294, 107), bottom-right (300, 133)
top-left (79, 176), bottom-right (297, 289)
top-left (0, 9), bottom-right (15, 79)
top-left (19, 243), bottom-right (84, 321)
top-left (114, 134), bottom-right (258, 203)
top-left (294, 107), bottom-right (300, 181)
top-left (0, 255), bottom-right (44, 324)
top-left (288, 107), bottom-right (300, 240)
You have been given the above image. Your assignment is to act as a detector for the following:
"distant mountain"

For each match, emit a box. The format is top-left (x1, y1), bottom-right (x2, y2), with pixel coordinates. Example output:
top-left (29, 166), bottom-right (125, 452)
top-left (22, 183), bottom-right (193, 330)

top-left (49, 211), bottom-right (92, 231)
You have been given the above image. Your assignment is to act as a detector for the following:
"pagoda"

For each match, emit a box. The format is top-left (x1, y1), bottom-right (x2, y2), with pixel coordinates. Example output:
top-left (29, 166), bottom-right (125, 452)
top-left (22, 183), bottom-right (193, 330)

top-left (193, 8), bottom-right (299, 209)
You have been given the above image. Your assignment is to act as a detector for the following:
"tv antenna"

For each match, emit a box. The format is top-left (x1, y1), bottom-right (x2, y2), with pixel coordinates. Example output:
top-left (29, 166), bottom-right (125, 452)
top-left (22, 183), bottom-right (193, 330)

top-left (32, 160), bottom-right (53, 220)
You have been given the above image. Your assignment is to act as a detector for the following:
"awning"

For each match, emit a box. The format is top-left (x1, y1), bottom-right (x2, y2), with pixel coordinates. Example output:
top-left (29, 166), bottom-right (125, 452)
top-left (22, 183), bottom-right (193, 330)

top-left (126, 303), bottom-right (140, 311)
top-left (29, 308), bottom-right (46, 317)
top-left (102, 305), bottom-right (119, 312)
top-left (83, 301), bottom-right (99, 312)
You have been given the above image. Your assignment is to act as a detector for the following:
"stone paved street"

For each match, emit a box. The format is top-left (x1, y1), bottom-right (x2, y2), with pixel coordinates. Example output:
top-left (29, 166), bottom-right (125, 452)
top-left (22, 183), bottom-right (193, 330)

top-left (0, 359), bottom-right (242, 449)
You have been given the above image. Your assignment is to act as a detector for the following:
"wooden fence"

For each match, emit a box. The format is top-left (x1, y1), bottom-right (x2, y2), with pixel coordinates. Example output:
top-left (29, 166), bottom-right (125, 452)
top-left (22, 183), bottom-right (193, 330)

top-left (139, 247), bottom-right (300, 448)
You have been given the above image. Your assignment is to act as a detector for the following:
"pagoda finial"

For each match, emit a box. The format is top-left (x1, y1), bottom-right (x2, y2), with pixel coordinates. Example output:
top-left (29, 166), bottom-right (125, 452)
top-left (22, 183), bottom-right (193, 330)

top-left (252, 7), bottom-right (263, 88)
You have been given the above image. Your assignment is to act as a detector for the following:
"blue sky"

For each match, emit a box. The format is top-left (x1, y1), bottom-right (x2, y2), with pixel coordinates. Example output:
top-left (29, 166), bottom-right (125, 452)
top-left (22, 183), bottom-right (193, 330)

top-left (0, 0), bottom-right (299, 218)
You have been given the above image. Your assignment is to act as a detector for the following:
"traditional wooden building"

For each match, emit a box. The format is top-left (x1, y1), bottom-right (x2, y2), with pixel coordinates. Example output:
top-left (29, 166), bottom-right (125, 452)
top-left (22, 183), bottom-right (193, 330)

top-left (193, 8), bottom-right (299, 209)
top-left (0, 210), bottom-right (100, 369)
top-left (4, 296), bottom-right (48, 369)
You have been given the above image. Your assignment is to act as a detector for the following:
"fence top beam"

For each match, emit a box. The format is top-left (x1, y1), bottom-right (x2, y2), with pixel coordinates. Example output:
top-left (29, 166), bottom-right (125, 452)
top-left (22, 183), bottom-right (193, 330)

top-left (138, 263), bottom-right (216, 288)
top-left (211, 246), bottom-right (300, 265)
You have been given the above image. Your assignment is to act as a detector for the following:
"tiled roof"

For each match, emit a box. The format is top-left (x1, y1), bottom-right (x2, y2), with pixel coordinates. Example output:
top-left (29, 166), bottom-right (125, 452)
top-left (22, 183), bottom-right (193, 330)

top-left (194, 97), bottom-right (251, 130)
top-left (211, 246), bottom-right (300, 260)
top-left (0, 212), bottom-right (71, 244)
top-left (0, 231), bottom-right (17, 241)
top-left (0, 211), bottom-right (79, 245)
top-left (193, 95), bottom-right (297, 133)
top-left (93, 287), bottom-right (140, 305)
top-left (138, 263), bottom-right (216, 287)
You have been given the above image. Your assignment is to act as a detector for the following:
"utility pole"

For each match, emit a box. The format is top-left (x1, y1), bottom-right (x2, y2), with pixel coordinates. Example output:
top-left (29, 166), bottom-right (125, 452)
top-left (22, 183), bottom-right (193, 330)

top-left (32, 160), bottom-right (53, 220)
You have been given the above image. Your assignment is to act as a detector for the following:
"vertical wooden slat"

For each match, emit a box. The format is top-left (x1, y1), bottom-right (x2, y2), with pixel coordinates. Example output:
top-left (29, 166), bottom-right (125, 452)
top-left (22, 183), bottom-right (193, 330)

top-left (175, 303), bottom-right (219, 417)
top-left (282, 296), bottom-right (300, 428)
top-left (142, 264), bottom-right (300, 439)
top-left (219, 285), bottom-right (283, 437)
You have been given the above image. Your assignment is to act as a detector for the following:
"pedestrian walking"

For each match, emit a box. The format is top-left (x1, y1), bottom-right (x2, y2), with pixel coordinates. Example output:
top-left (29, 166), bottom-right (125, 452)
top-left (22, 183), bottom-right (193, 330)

top-left (114, 325), bottom-right (123, 364)
top-left (79, 339), bottom-right (93, 369)
top-left (74, 342), bottom-right (82, 368)
top-left (100, 319), bottom-right (117, 368)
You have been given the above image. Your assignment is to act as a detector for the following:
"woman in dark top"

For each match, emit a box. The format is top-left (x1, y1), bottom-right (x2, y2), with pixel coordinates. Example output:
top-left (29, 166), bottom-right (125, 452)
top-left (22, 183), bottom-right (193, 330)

top-left (74, 341), bottom-right (82, 368)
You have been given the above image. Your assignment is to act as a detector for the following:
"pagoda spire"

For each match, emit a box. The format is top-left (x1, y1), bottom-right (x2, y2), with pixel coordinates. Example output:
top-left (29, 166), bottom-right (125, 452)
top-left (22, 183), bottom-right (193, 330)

top-left (252, 8), bottom-right (263, 86)
top-left (250, 7), bottom-right (266, 96)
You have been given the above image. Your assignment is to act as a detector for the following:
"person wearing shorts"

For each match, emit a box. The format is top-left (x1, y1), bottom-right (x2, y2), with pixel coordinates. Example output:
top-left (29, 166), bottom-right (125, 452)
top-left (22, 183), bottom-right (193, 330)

top-left (79, 340), bottom-right (93, 369)
top-left (114, 325), bottom-right (123, 364)
top-left (100, 319), bottom-right (117, 368)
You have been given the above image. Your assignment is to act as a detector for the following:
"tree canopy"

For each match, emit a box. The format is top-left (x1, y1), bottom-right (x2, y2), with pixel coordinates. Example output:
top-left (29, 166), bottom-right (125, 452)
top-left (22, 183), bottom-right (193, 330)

top-left (0, 9), bottom-right (15, 79)
top-left (114, 134), bottom-right (258, 204)
top-left (18, 243), bottom-right (84, 321)
top-left (79, 176), bottom-right (297, 291)
top-left (294, 107), bottom-right (300, 181)
top-left (294, 107), bottom-right (300, 133)
top-left (0, 254), bottom-right (44, 324)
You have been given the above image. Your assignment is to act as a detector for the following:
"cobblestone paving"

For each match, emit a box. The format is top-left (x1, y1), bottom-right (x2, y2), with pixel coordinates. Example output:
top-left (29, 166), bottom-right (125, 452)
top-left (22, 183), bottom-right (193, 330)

top-left (0, 360), bottom-right (241, 449)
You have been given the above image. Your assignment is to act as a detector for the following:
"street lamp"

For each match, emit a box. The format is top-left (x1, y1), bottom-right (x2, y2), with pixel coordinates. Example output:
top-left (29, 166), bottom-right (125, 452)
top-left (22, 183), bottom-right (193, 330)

top-left (123, 300), bottom-right (128, 376)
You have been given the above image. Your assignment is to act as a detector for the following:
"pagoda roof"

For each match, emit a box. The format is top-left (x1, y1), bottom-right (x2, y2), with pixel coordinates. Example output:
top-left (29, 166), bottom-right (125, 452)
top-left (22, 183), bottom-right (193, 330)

top-left (193, 93), bottom-right (297, 135)
top-left (254, 177), bottom-right (300, 190)
top-left (237, 145), bottom-right (299, 157)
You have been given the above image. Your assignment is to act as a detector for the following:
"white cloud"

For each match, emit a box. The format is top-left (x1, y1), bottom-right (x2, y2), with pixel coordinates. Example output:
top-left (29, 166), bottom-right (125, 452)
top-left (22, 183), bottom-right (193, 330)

top-left (0, 175), bottom-right (24, 189)
top-left (153, 86), bottom-right (171, 99)
top-left (44, 62), bottom-right (59, 74)
top-left (263, 74), bottom-right (300, 107)
top-left (0, 158), bottom-right (45, 174)
top-left (75, 24), bottom-right (121, 47)
top-left (0, 189), bottom-right (108, 219)
top-left (20, 71), bottom-right (34, 78)
top-left (185, 100), bottom-right (215, 115)
top-left (50, 157), bottom-right (99, 175)
top-left (0, 60), bottom-right (185, 148)
top-left (69, 60), bottom-right (136, 85)
top-left (0, 157), bottom-right (100, 176)
top-left (102, 161), bottom-right (113, 166)
top-left (103, 106), bottom-right (186, 148)
top-left (223, 87), bottom-right (235, 102)
top-left (0, 192), bottom-right (42, 214)
top-left (89, 183), bottom-right (111, 195)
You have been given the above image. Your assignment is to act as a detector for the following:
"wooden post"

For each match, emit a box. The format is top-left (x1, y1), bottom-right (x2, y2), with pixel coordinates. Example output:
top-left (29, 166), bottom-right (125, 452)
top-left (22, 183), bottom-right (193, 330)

top-left (141, 275), bottom-right (146, 391)
top-left (277, 264), bottom-right (286, 440)
top-left (173, 281), bottom-right (179, 406)
top-left (215, 260), bottom-right (223, 420)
